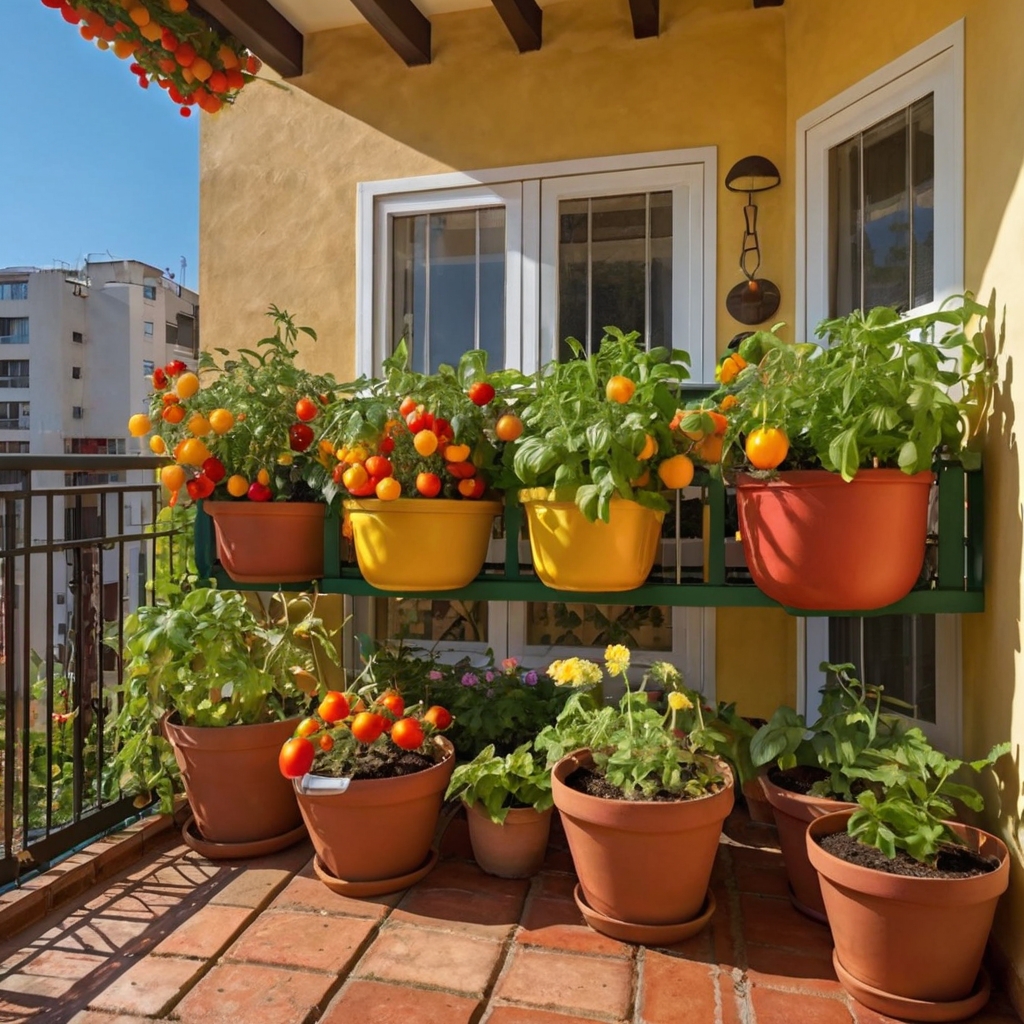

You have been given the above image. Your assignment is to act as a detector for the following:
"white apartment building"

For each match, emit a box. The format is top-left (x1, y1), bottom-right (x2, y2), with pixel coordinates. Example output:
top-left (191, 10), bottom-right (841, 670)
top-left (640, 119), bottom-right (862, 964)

top-left (0, 260), bottom-right (198, 703)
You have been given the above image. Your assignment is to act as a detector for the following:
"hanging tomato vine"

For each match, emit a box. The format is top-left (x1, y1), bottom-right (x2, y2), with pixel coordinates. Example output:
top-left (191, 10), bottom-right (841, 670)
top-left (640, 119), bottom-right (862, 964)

top-left (40, 0), bottom-right (262, 116)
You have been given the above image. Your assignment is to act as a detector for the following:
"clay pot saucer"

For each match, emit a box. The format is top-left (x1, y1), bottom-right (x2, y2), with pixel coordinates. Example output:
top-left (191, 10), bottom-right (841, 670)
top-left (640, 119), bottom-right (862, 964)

top-left (833, 952), bottom-right (991, 1022)
top-left (181, 816), bottom-right (308, 861)
top-left (312, 849), bottom-right (439, 897)
top-left (574, 884), bottom-right (716, 945)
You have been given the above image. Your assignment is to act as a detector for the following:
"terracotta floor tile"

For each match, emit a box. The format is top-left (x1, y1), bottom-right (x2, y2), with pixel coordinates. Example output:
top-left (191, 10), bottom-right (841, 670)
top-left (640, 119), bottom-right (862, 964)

top-left (517, 897), bottom-right (631, 958)
top-left (651, 928), bottom-right (715, 962)
top-left (67, 1013), bottom-right (155, 1024)
top-left (151, 903), bottom-right (253, 959)
top-left (87, 954), bottom-right (206, 1016)
top-left (485, 1007), bottom-right (608, 1024)
top-left (494, 948), bottom-right (634, 1020)
top-left (0, 971), bottom-right (77, 999)
top-left (271, 870), bottom-right (398, 920)
top-left (746, 944), bottom-right (841, 994)
top-left (719, 970), bottom-right (747, 1024)
top-left (532, 873), bottom-right (579, 902)
top-left (17, 949), bottom-right (107, 981)
top-left (438, 814), bottom-right (475, 860)
top-left (739, 892), bottom-right (831, 948)
top-left (729, 846), bottom-right (790, 897)
top-left (638, 950), bottom-right (717, 1024)
top-left (394, 887), bottom-right (523, 935)
top-left (56, 912), bottom-right (152, 954)
top-left (174, 962), bottom-right (337, 1023)
top-left (417, 860), bottom-right (531, 900)
top-left (224, 910), bottom-right (376, 973)
top-left (321, 979), bottom-right (480, 1024)
top-left (542, 847), bottom-right (577, 874)
top-left (750, 987), bottom-right (854, 1024)
top-left (354, 920), bottom-right (504, 995)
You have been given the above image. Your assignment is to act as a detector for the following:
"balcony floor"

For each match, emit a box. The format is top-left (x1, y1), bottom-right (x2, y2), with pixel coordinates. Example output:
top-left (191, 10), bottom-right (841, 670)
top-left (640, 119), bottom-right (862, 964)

top-left (0, 809), bottom-right (1019, 1024)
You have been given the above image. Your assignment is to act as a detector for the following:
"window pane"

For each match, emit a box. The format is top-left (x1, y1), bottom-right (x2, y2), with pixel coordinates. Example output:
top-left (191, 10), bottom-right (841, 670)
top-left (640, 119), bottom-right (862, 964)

top-left (591, 193), bottom-right (647, 349)
top-left (911, 95), bottom-right (936, 308)
top-left (374, 598), bottom-right (488, 644)
top-left (862, 109), bottom-right (910, 310)
top-left (526, 603), bottom-right (671, 650)
top-left (478, 207), bottom-right (506, 373)
top-left (392, 214), bottom-right (428, 373)
top-left (557, 199), bottom-right (589, 360)
top-left (827, 614), bottom-right (936, 723)
top-left (829, 136), bottom-right (862, 317)
top-left (429, 210), bottom-right (478, 371)
top-left (649, 191), bottom-right (673, 349)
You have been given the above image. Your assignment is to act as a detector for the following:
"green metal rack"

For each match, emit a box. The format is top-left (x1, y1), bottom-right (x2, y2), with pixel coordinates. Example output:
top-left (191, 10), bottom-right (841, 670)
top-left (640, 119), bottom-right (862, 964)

top-left (195, 462), bottom-right (984, 617)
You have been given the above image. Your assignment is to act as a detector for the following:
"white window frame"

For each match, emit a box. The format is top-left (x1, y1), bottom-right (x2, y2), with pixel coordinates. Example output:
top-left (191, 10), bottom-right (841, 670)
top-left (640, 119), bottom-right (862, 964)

top-left (795, 21), bottom-right (964, 752)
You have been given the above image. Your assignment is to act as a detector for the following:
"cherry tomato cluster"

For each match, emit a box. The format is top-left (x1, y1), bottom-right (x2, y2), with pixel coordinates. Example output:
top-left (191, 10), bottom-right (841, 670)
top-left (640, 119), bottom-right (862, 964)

top-left (277, 688), bottom-right (453, 779)
top-left (42, 0), bottom-right (259, 117)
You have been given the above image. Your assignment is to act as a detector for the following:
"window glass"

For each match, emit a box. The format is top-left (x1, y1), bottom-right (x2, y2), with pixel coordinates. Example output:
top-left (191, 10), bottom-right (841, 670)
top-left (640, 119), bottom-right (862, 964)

top-left (526, 603), bottom-right (671, 651)
top-left (143, 283), bottom-right (157, 300)
top-left (0, 318), bottom-right (29, 344)
top-left (0, 282), bottom-right (28, 300)
top-left (0, 402), bottom-right (28, 428)
top-left (143, 321), bottom-right (154, 337)
top-left (375, 599), bottom-right (488, 645)
top-left (142, 359), bottom-right (154, 376)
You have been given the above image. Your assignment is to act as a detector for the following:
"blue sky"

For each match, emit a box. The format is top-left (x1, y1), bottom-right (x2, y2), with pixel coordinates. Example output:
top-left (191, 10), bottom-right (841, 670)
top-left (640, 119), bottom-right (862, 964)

top-left (0, 1), bottom-right (199, 286)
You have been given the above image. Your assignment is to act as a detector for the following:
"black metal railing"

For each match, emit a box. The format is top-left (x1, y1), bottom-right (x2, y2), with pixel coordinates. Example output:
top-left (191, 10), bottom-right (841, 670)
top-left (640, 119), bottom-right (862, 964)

top-left (0, 455), bottom-right (178, 886)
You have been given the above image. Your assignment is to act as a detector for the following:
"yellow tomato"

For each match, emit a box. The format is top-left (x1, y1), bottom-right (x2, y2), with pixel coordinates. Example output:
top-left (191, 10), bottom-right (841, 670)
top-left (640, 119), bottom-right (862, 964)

top-left (160, 465), bottom-right (186, 492)
top-left (178, 438), bottom-right (211, 467)
top-left (127, 413), bottom-right (151, 437)
top-left (444, 444), bottom-right (471, 463)
top-left (375, 477), bottom-right (401, 501)
top-left (226, 475), bottom-right (248, 497)
top-left (175, 372), bottom-right (200, 399)
top-left (605, 375), bottom-right (636, 404)
top-left (257, 468), bottom-right (271, 486)
top-left (208, 408), bottom-right (234, 434)
top-left (149, 435), bottom-right (166, 455)
top-left (342, 464), bottom-right (368, 490)
top-left (187, 414), bottom-right (211, 437)
top-left (413, 430), bottom-right (438, 457)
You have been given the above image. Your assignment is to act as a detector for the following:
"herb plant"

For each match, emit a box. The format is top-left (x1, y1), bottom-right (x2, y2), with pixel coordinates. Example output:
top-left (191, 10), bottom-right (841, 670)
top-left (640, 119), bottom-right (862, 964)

top-left (445, 743), bottom-right (553, 822)
top-left (512, 328), bottom-right (692, 522)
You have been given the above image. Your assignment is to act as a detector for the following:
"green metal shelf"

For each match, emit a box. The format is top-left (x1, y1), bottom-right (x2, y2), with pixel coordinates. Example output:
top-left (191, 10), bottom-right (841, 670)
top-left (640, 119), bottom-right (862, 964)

top-left (196, 463), bottom-right (985, 617)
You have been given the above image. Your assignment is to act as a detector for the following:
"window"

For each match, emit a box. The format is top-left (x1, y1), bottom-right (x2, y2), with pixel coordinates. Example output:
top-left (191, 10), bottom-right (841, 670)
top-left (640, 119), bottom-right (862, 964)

top-left (0, 441), bottom-right (29, 452)
top-left (142, 359), bottom-right (154, 376)
top-left (165, 321), bottom-right (178, 347)
top-left (0, 401), bottom-right (29, 429)
top-left (0, 360), bottom-right (29, 388)
top-left (798, 22), bottom-right (964, 749)
top-left (0, 282), bottom-right (28, 300)
top-left (72, 406), bottom-right (84, 419)
top-left (72, 331), bottom-right (83, 344)
top-left (65, 437), bottom-right (125, 454)
top-left (72, 366), bottom-right (81, 380)
top-left (176, 312), bottom-right (197, 354)
top-left (143, 281), bottom-right (157, 300)
top-left (0, 318), bottom-right (29, 344)
top-left (143, 321), bottom-right (154, 337)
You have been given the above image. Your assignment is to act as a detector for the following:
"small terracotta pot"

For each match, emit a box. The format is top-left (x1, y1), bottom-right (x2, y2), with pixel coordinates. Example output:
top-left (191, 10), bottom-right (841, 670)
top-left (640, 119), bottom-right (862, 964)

top-left (759, 772), bottom-right (853, 920)
top-left (742, 776), bottom-right (776, 825)
top-left (163, 714), bottom-right (302, 846)
top-left (807, 809), bottom-right (1009, 1012)
top-left (295, 738), bottom-right (455, 882)
top-left (552, 749), bottom-right (734, 926)
top-left (465, 802), bottom-right (553, 879)
top-left (204, 500), bottom-right (325, 583)
top-left (735, 469), bottom-right (934, 611)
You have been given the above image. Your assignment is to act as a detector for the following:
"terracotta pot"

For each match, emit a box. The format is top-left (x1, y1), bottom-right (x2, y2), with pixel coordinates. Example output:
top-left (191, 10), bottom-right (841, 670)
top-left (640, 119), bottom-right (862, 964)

top-left (163, 714), bottom-right (302, 845)
top-left (551, 749), bottom-right (734, 925)
top-left (742, 776), bottom-right (776, 825)
top-left (465, 802), bottom-right (553, 879)
top-left (759, 772), bottom-right (853, 921)
top-left (735, 469), bottom-right (934, 611)
top-left (295, 738), bottom-right (455, 882)
top-left (807, 810), bottom-right (1009, 1011)
top-left (204, 500), bottom-right (325, 583)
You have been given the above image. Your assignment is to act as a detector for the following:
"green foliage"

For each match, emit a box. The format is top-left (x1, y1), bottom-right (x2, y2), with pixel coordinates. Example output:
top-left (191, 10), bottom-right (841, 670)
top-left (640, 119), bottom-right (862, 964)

top-left (749, 662), bottom-right (910, 800)
top-left (716, 296), bottom-right (994, 480)
top-left (845, 736), bottom-right (1009, 865)
top-left (513, 328), bottom-right (690, 521)
top-left (704, 702), bottom-right (759, 786)
top-left (445, 743), bottom-right (553, 822)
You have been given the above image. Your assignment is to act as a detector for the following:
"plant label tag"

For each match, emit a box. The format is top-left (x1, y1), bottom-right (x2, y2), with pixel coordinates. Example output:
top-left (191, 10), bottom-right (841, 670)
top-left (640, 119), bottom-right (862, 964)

top-left (296, 775), bottom-right (351, 795)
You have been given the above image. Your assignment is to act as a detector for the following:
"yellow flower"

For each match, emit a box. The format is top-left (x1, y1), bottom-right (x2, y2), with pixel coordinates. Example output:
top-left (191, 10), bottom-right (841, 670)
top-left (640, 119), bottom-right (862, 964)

top-left (604, 644), bottom-right (631, 677)
top-left (668, 691), bottom-right (693, 711)
top-left (548, 657), bottom-right (602, 688)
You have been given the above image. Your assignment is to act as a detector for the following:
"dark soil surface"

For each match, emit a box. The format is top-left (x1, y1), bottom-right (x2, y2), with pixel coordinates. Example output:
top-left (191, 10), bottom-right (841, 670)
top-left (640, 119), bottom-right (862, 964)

top-left (768, 764), bottom-right (833, 796)
top-left (565, 766), bottom-right (720, 803)
top-left (816, 830), bottom-right (1000, 879)
top-left (319, 749), bottom-right (436, 781)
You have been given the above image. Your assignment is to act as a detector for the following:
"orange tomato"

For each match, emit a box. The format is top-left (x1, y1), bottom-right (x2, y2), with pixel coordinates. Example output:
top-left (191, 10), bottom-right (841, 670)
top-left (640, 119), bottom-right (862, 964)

top-left (605, 375), bottom-right (636, 404)
top-left (317, 691), bottom-right (350, 724)
top-left (226, 475), bottom-right (248, 497)
top-left (444, 444), bottom-right (471, 463)
top-left (637, 434), bottom-right (657, 460)
top-left (161, 404), bottom-right (185, 424)
top-left (413, 430), bottom-right (438, 457)
top-left (175, 371), bottom-right (200, 399)
top-left (745, 427), bottom-right (789, 470)
top-left (657, 454), bottom-right (695, 490)
top-left (630, 469), bottom-right (651, 488)
top-left (128, 413), bottom-right (151, 437)
top-left (160, 465), bottom-right (186, 491)
top-left (375, 477), bottom-right (401, 501)
top-left (295, 717), bottom-right (320, 738)
top-left (149, 435), bottom-right (166, 455)
top-left (718, 354), bottom-right (748, 385)
top-left (342, 464), bottom-right (368, 491)
top-left (719, 395), bottom-right (739, 413)
top-left (495, 415), bottom-right (524, 442)
top-left (694, 434), bottom-right (723, 464)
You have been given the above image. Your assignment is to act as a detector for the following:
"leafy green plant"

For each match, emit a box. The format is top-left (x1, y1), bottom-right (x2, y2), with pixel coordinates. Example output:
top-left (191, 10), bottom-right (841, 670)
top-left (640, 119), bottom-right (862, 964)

top-left (513, 328), bottom-right (691, 521)
top-left (445, 743), bottom-right (553, 822)
top-left (749, 662), bottom-right (911, 800)
top-left (105, 587), bottom-right (338, 810)
top-left (711, 295), bottom-right (994, 480)
top-left (534, 647), bottom-right (725, 800)
top-left (844, 733), bottom-right (1009, 865)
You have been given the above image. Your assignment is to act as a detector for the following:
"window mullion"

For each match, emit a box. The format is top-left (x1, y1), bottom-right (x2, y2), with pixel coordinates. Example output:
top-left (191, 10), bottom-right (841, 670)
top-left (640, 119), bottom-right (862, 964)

top-left (586, 199), bottom-right (593, 355)
top-left (474, 210), bottom-right (481, 353)
top-left (424, 214), bottom-right (431, 373)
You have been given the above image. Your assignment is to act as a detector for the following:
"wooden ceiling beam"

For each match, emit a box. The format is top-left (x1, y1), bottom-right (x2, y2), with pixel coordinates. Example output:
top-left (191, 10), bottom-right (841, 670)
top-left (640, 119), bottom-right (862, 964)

top-left (628, 0), bottom-right (659, 38)
top-left (753, 0), bottom-right (784, 7)
top-left (349, 0), bottom-right (432, 66)
top-left (490, 0), bottom-right (542, 52)
top-left (192, 0), bottom-right (303, 78)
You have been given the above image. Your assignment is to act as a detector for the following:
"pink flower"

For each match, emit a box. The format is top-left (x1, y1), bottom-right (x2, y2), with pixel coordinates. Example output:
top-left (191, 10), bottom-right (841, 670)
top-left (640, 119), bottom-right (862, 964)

top-left (501, 657), bottom-right (518, 673)
top-left (428, 670), bottom-right (443, 681)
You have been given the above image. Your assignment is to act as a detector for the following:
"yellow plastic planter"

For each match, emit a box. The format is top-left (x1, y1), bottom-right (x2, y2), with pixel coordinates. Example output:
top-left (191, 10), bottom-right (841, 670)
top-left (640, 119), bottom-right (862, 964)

top-left (343, 498), bottom-right (502, 591)
top-left (520, 489), bottom-right (665, 592)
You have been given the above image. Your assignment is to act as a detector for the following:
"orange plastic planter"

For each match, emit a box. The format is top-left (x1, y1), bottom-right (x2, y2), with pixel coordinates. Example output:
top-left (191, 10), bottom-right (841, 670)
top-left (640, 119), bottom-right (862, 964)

top-left (735, 469), bottom-right (934, 611)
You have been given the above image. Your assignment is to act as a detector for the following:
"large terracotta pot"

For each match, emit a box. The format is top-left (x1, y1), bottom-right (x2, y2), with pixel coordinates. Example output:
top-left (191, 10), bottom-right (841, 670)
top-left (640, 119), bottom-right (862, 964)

top-left (551, 749), bottom-right (734, 925)
top-left (163, 714), bottom-right (302, 845)
top-left (465, 802), bottom-right (553, 879)
top-left (204, 500), bottom-right (325, 583)
top-left (520, 489), bottom-right (665, 592)
top-left (807, 809), bottom-right (1009, 1017)
top-left (735, 469), bottom-right (934, 611)
top-left (759, 772), bottom-right (853, 921)
top-left (343, 498), bottom-right (502, 591)
top-left (295, 737), bottom-right (455, 882)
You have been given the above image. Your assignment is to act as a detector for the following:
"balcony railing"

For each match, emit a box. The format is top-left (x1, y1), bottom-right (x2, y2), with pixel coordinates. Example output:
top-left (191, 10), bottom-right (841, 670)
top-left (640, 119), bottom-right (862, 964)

top-left (0, 335), bottom-right (28, 346)
top-left (0, 454), bottom-right (179, 886)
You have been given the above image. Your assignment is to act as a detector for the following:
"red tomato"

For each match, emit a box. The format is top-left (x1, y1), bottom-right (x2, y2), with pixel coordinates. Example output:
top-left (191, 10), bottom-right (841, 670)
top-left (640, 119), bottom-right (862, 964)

top-left (399, 396), bottom-right (418, 418)
top-left (278, 737), bottom-right (315, 778)
top-left (332, 463), bottom-right (346, 484)
top-left (364, 456), bottom-right (393, 479)
top-left (379, 436), bottom-right (395, 454)
top-left (447, 462), bottom-right (476, 480)
top-left (458, 477), bottom-right (486, 499)
top-left (406, 409), bottom-right (428, 434)
top-left (351, 711), bottom-right (385, 744)
top-left (186, 474), bottom-right (215, 501)
top-left (201, 457), bottom-right (226, 483)
top-left (166, 360), bottom-right (187, 376)
top-left (391, 718), bottom-right (425, 750)
top-left (247, 481), bottom-right (272, 502)
top-left (289, 423), bottom-right (314, 452)
top-left (295, 717), bottom-right (320, 738)
top-left (318, 734), bottom-right (334, 752)
top-left (378, 692), bottom-right (405, 718)
top-left (347, 476), bottom-right (377, 498)
top-left (317, 691), bottom-right (350, 724)
top-left (432, 417), bottom-right (454, 439)
top-left (422, 411), bottom-right (435, 430)
top-left (423, 705), bottom-right (453, 730)
top-left (151, 367), bottom-right (168, 389)
top-left (416, 472), bottom-right (442, 498)
top-left (295, 397), bottom-right (318, 422)
top-left (468, 381), bottom-right (495, 406)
